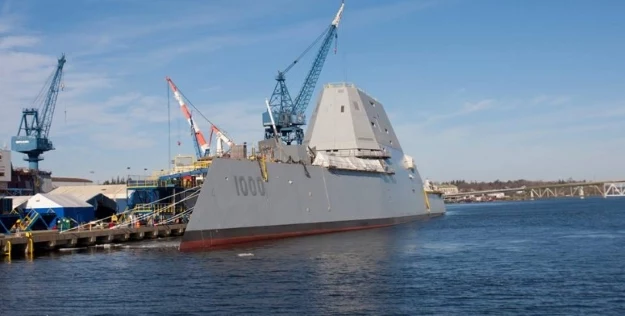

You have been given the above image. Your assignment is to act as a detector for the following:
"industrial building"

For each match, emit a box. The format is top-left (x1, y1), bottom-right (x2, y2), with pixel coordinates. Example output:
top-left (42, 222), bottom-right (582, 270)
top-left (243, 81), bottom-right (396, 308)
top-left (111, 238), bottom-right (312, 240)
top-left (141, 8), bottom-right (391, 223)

top-left (1, 147), bottom-right (95, 196)
top-left (51, 177), bottom-right (93, 188)
top-left (2, 196), bottom-right (30, 213)
top-left (0, 186), bottom-right (127, 234)
top-left (0, 149), bottom-right (53, 196)
top-left (48, 184), bottom-right (128, 213)
top-left (0, 149), bottom-right (52, 196)
top-left (0, 149), bottom-right (11, 192)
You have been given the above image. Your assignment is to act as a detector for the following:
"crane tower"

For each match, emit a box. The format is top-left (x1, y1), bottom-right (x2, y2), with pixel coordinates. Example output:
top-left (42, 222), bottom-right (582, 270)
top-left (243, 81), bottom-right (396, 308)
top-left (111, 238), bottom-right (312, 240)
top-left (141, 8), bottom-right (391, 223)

top-left (11, 54), bottom-right (66, 171)
top-left (166, 76), bottom-right (235, 159)
top-left (262, 1), bottom-right (345, 145)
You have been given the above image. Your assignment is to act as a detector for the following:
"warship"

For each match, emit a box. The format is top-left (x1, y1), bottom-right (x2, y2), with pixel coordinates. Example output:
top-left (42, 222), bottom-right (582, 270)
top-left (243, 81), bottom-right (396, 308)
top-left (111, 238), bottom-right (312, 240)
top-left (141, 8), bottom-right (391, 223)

top-left (179, 82), bottom-right (446, 251)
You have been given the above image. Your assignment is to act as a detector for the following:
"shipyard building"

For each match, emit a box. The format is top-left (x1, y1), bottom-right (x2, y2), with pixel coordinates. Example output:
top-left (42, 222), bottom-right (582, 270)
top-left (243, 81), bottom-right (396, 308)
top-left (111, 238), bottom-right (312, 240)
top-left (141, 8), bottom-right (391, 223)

top-left (0, 149), bottom-right (10, 192)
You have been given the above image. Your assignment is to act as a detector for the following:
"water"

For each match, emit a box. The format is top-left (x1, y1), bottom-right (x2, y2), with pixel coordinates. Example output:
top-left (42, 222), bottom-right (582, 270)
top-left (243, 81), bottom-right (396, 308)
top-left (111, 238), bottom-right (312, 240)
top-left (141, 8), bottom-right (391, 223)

top-left (1, 198), bottom-right (624, 315)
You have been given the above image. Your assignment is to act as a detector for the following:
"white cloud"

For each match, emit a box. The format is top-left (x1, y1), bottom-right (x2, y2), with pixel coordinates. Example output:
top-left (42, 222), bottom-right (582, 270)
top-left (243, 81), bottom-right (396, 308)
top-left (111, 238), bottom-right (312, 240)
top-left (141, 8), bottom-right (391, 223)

top-left (0, 0), bottom-right (18, 34)
top-left (0, 51), bottom-right (58, 137)
top-left (389, 88), bottom-right (622, 181)
top-left (395, 103), bottom-right (625, 182)
top-left (65, 0), bottom-right (313, 59)
top-left (531, 95), bottom-right (572, 106)
top-left (57, 0), bottom-right (446, 70)
top-left (418, 98), bottom-right (495, 125)
top-left (190, 98), bottom-right (265, 147)
top-left (0, 45), bottom-right (171, 178)
top-left (463, 99), bottom-right (494, 112)
top-left (586, 103), bottom-right (625, 119)
top-left (346, 0), bottom-right (445, 29)
top-left (61, 72), bottom-right (114, 97)
top-left (90, 131), bottom-right (157, 150)
top-left (0, 35), bottom-right (39, 50)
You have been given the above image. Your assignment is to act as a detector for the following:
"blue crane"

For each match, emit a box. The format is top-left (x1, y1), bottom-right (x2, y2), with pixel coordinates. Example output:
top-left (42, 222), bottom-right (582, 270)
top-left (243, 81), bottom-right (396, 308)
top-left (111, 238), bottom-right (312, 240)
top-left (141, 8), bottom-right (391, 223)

top-left (262, 1), bottom-right (345, 145)
top-left (11, 54), bottom-right (66, 171)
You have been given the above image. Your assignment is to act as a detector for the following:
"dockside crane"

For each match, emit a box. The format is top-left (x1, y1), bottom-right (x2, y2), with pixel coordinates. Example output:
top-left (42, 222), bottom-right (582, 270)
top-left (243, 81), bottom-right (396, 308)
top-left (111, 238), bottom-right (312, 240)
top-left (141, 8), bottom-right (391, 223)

top-left (11, 54), bottom-right (66, 171)
top-left (166, 76), bottom-right (234, 159)
top-left (208, 125), bottom-right (234, 158)
top-left (262, 1), bottom-right (345, 145)
top-left (166, 76), bottom-right (211, 159)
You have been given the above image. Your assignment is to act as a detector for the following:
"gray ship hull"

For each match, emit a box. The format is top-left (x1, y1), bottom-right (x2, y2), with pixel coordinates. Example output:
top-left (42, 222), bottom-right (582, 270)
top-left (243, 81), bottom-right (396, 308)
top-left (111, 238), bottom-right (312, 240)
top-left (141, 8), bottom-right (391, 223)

top-left (180, 149), bottom-right (446, 251)
top-left (180, 82), bottom-right (447, 251)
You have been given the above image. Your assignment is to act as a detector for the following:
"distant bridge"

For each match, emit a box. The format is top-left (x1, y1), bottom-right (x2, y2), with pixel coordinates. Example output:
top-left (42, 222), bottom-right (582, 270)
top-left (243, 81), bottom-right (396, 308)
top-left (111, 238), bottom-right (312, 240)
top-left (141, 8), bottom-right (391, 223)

top-left (444, 180), bottom-right (625, 200)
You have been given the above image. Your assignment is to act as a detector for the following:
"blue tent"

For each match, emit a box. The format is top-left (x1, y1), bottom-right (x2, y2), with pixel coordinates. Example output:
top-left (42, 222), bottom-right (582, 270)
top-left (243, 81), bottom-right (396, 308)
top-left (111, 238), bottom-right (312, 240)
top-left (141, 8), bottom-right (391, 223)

top-left (26, 193), bottom-right (95, 225)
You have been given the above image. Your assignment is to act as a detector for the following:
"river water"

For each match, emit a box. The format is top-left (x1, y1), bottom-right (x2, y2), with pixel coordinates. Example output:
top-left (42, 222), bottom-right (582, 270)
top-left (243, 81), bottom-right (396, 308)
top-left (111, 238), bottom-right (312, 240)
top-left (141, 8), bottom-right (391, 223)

top-left (1, 197), bottom-right (624, 315)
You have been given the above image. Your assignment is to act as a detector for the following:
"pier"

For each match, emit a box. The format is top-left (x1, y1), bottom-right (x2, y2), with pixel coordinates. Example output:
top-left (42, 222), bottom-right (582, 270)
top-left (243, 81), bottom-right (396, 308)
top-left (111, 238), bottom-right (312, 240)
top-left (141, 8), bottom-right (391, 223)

top-left (0, 179), bottom-right (198, 260)
top-left (1, 223), bottom-right (186, 258)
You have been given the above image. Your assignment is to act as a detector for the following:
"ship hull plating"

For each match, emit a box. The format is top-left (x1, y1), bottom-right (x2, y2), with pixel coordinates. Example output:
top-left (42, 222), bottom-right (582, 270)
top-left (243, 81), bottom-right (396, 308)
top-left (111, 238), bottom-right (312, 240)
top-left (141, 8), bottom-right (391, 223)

top-left (179, 151), bottom-right (446, 251)
top-left (181, 213), bottom-right (437, 250)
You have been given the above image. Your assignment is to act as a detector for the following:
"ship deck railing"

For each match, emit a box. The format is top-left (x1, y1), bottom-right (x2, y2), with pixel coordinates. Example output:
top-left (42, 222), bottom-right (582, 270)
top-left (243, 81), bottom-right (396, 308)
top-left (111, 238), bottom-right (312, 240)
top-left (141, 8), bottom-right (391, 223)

top-left (157, 168), bottom-right (208, 182)
top-left (131, 203), bottom-right (178, 214)
top-left (168, 161), bottom-right (211, 174)
top-left (126, 180), bottom-right (160, 188)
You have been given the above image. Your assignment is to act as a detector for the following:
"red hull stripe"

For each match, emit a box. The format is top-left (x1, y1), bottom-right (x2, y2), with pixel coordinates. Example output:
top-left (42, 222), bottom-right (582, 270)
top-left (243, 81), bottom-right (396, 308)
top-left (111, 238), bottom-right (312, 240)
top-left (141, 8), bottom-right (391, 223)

top-left (179, 213), bottom-right (441, 252)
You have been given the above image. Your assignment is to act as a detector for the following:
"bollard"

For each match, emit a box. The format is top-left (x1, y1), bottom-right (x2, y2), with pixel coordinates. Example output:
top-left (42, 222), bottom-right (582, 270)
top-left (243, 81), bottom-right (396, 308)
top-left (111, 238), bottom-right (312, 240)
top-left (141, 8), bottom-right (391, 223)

top-left (25, 232), bottom-right (34, 256)
top-left (4, 240), bottom-right (11, 256)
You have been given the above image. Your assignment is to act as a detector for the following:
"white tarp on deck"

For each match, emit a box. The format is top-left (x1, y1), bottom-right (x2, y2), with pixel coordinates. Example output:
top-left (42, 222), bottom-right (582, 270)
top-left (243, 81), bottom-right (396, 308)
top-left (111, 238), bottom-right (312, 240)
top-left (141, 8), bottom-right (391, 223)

top-left (49, 184), bottom-right (127, 200)
top-left (27, 193), bottom-right (92, 209)
top-left (312, 152), bottom-right (386, 173)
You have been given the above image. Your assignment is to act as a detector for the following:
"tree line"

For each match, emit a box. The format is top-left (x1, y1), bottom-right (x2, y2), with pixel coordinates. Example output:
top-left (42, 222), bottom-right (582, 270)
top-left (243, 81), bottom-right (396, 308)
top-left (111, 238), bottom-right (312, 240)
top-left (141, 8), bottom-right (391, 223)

top-left (102, 176), bottom-right (130, 185)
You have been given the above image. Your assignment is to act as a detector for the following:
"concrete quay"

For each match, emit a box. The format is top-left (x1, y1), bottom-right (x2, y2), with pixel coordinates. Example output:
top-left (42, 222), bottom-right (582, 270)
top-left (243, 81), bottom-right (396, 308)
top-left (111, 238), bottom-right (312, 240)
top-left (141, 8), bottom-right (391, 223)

top-left (1, 223), bottom-right (186, 257)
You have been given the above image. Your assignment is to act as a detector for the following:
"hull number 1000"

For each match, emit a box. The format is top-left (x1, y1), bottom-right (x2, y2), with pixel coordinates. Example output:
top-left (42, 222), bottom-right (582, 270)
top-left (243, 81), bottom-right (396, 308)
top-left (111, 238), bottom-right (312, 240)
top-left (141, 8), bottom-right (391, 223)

top-left (234, 176), bottom-right (266, 196)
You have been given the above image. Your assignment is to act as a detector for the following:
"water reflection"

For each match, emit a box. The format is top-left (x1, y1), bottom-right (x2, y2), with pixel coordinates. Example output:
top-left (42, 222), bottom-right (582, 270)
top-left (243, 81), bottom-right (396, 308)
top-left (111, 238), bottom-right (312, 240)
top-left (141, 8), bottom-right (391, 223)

top-left (303, 228), bottom-right (396, 315)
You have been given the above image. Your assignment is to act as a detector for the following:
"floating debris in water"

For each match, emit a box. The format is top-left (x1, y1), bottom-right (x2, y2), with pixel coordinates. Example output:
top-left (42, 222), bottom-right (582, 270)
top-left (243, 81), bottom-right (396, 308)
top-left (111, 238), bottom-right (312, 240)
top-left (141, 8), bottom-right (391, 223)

top-left (121, 241), bottom-right (181, 249)
top-left (58, 247), bottom-right (87, 252)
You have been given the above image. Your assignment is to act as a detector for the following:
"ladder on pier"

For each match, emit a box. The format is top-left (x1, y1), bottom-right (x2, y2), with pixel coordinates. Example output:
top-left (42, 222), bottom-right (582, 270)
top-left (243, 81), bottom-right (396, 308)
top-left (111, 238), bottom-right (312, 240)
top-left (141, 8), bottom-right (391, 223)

top-left (16, 209), bottom-right (40, 231)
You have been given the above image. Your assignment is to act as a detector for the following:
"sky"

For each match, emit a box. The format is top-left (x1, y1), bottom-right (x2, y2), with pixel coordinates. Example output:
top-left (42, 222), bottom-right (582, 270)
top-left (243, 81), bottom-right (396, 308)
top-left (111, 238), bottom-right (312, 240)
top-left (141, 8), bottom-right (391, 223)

top-left (1, 0), bottom-right (624, 183)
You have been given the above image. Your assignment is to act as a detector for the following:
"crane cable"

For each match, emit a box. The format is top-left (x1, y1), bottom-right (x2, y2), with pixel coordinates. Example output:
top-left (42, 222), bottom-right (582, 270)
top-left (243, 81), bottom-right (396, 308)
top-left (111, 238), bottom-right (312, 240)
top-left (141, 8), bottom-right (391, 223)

top-left (167, 80), bottom-right (172, 168)
top-left (30, 69), bottom-right (55, 111)
top-left (282, 25), bottom-right (333, 75)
